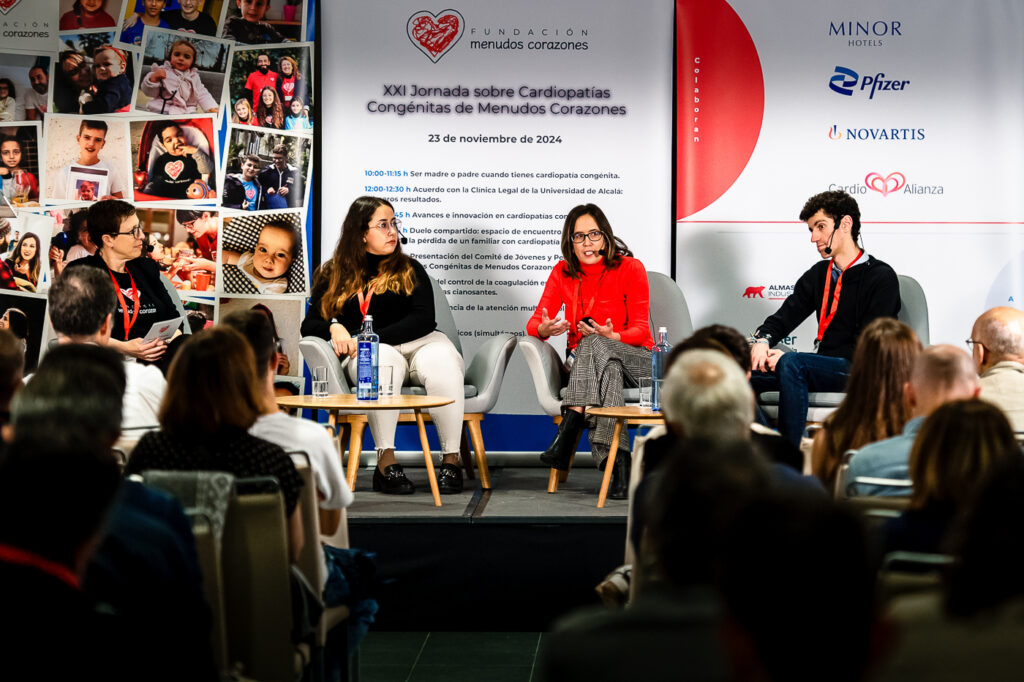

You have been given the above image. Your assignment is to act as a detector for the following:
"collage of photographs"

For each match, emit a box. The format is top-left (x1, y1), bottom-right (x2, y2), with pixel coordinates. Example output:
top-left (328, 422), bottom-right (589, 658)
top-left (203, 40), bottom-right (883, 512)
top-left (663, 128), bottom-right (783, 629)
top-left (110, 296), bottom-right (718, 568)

top-left (0, 0), bottom-right (314, 379)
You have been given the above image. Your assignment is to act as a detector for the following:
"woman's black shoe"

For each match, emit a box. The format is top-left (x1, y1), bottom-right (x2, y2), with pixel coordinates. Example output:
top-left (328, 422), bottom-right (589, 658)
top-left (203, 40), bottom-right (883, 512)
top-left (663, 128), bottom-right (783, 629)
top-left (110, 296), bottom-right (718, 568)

top-left (373, 463), bottom-right (415, 494)
top-left (437, 462), bottom-right (464, 494)
top-left (540, 408), bottom-right (585, 470)
top-left (607, 452), bottom-right (631, 500)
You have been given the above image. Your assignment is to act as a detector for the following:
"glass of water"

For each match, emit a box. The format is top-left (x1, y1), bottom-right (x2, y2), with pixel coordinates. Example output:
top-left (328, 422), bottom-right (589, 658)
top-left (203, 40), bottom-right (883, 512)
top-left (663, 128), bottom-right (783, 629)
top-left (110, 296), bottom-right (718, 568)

top-left (312, 366), bottom-right (329, 397)
top-left (379, 365), bottom-right (394, 397)
top-left (638, 377), bottom-right (653, 410)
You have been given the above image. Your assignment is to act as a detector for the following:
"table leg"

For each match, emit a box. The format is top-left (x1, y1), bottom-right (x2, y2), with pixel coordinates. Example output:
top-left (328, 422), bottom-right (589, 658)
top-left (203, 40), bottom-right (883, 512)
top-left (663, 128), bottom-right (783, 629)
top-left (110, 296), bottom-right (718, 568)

top-left (415, 409), bottom-right (442, 507)
top-left (346, 416), bottom-right (365, 492)
top-left (597, 419), bottom-right (624, 508)
top-left (466, 416), bottom-right (491, 490)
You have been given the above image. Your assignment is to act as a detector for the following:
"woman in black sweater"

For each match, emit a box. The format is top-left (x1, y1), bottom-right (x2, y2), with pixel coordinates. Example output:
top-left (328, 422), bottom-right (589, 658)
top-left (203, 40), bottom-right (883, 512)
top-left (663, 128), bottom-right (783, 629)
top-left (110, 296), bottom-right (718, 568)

top-left (301, 196), bottom-right (466, 495)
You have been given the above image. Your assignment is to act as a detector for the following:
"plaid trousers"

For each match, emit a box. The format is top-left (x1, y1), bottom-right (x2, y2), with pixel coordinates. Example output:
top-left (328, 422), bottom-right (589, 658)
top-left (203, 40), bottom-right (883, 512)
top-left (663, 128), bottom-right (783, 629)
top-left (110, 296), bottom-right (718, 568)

top-left (563, 334), bottom-right (652, 462)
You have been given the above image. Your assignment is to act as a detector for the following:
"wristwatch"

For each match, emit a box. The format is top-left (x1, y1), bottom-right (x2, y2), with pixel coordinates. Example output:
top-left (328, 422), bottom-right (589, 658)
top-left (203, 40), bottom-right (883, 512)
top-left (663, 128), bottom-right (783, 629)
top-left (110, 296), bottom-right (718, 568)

top-left (749, 330), bottom-right (772, 345)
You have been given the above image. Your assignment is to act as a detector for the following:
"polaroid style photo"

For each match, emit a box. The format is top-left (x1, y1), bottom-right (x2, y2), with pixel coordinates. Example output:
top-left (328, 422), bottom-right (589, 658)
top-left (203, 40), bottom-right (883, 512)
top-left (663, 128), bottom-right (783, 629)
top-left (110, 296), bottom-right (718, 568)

top-left (43, 114), bottom-right (133, 203)
top-left (133, 25), bottom-right (231, 116)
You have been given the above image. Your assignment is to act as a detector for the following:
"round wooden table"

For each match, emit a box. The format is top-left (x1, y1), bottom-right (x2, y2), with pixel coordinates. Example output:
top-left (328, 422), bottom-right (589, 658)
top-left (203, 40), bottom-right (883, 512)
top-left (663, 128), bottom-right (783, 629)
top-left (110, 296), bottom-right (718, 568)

top-left (584, 405), bottom-right (664, 508)
top-left (277, 394), bottom-right (455, 507)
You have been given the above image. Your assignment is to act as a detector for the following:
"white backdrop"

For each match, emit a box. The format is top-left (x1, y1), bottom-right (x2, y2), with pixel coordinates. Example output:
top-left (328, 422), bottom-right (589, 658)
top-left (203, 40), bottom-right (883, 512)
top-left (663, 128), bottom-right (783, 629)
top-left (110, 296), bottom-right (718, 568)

top-left (322, 0), bottom-right (674, 417)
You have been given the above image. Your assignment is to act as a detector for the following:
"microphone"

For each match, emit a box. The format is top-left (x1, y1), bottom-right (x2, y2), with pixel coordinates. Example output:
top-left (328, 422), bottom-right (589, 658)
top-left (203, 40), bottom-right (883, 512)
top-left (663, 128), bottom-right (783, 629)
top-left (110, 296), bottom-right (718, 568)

top-left (397, 225), bottom-right (409, 245)
top-left (598, 248), bottom-right (607, 255)
top-left (823, 228), bottom-right (837, 255)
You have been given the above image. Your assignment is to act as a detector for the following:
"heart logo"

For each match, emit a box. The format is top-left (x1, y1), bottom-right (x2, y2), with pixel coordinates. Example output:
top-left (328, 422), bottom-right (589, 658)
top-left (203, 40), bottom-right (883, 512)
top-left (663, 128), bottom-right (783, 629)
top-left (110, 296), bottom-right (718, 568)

top-left (0, 0), bottom-right (22, 15)
top-left (407, 9), bottom-right (465, 62)
top-left (864, 171), bottom-right (906, 197)
top-left (165, 160), bottom-right (185, 180)
top-left (245, 187), bottom-right (256, 200)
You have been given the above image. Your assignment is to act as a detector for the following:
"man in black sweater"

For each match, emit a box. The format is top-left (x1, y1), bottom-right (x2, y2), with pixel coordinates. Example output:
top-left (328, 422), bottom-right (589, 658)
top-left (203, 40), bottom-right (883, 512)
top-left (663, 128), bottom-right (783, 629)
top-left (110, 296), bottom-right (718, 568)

top-left (748, 190), bottom-right (901, 445)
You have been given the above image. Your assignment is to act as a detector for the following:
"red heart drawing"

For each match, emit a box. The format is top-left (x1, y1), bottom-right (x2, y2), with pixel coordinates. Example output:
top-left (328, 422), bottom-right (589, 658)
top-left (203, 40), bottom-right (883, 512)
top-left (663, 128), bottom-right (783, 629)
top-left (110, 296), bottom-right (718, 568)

top-left (0, 0), bottom-right (22, 15)
top-left (245, 187), bottom-right (256, 200)
top-left (407, 10), bottom-right (465, 62)
top-left (864, 171), bottom-right (906, 197)
top-left (165, 160), bottom-right (185, 180)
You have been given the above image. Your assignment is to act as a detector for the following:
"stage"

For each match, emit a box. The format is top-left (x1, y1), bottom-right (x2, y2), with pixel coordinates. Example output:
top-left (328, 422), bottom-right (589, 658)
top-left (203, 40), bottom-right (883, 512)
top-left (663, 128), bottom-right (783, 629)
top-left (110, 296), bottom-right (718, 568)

top-left (346, 466), bottom-right (629, 631)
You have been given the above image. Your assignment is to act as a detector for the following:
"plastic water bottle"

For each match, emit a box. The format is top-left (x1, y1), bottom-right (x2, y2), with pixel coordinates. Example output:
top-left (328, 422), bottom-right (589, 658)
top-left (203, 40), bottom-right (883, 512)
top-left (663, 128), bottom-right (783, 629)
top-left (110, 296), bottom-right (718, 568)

top-left (651, 326), bottom-right (672, 411)
top-left (356, 315), bottom-right (379, 400)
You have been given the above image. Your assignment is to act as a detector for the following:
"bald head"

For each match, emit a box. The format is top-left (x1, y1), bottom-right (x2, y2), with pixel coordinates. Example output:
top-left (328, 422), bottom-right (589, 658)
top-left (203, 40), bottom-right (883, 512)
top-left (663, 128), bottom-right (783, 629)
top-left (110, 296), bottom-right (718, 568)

top-left (971, 307), bottom-right (1024, 371)
top-left (906, 345), bottom-right (980, 418)
top-left (662, 349), bottom-right (754, 441)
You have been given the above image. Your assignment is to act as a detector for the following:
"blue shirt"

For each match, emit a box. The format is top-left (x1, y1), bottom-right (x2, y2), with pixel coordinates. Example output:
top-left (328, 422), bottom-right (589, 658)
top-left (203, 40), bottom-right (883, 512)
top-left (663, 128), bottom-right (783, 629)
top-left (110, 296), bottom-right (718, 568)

top-left (121, 18), bottom-right (170, 46)
top-left (846, 416), bottom-right (923, 496)
top-left (241, 179), bottom-right (259, 211)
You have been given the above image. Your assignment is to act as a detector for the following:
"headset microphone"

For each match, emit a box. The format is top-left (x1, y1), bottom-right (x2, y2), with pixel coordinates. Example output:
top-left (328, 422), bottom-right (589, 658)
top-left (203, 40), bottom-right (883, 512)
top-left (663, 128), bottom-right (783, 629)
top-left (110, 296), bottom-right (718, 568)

top-left (823, 228), bottom-right (837, 256)
top-left (598, 248), bottom-right (607, 256)
top-left (397, 226), bottom-right (409, 245)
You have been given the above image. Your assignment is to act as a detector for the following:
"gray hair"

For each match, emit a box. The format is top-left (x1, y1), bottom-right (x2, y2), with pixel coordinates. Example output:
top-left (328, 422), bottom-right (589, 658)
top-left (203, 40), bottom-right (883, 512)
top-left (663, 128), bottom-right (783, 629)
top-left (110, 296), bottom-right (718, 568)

top-left (661, 349), bottom-right (754, 441)
top-left (977, 313), bottom-right (1024, 358)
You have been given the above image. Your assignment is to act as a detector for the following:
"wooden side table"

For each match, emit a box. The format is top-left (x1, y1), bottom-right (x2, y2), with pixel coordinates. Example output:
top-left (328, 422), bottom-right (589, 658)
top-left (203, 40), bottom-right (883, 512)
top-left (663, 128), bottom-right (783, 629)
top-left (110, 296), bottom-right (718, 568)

top-left (277, 394), bottom-right (455, 507)
top-left (548, 406), bottom-right (664, 508)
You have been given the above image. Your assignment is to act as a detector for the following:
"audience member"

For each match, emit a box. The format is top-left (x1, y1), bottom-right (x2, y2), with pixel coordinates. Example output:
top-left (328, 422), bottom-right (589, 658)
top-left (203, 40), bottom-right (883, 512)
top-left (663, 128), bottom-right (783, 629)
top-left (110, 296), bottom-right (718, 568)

top-left (13, 343), bottom-right (216, 681)
top-left (970, 306), bottom-right (1024, 431)
top-left (48, 265), bottom-right (166, 448)
top-left (126, 326), bottom-right (305, 562)
top-left (811, 318), bottom-right (921, 491)
top-left (848, 345), bottom-right (979, 496)
top-left (883, 398), bottom-right (1019, 555)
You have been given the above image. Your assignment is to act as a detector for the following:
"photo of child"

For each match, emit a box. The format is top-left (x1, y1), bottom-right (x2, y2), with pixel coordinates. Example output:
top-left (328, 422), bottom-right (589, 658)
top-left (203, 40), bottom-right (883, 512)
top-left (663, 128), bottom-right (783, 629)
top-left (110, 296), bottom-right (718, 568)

top-left (76, 179), bottom-right (98, 200)
top-left (118, 0), bottom-right (224, 43)
top-left (45, 115), bottom-right (132, 202)
top-left (227, 43), bottom-right (312, 131)
top-left (135, 27), bottom-right (230, 115)
top-left (220, 0), bottom-right (305, 44)
top-left (0, 123), bottom-right (41, 206)
top-left (0, 53), bottom-right (50, 121)
top-left (136, 206), bottom-right (218, 292)
top-left (60, 0), bottom-right (117, 30)
top-left (79, 45), bottom-right (133, 114)
top-left (222, 125), bottom-right (310, 212)
top-left (130, 116), bottom-right (218, 202)
top-left (221, 210), bottom-right (305, 295)
top-left (0, 79), bottom-right (16, 122)
top-left (45, 206), bottom-right (96, 280)
top-left (54, 33), bottom-right (135, 115)
top-left (219, 296), bottom-right (302, 382)
top-left (0, 291), bottom-right (47, 372)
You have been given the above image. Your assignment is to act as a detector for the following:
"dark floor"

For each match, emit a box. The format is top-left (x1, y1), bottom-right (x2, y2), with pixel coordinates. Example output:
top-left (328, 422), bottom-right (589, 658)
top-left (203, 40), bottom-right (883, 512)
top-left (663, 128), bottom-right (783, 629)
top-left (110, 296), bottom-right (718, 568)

top-left (359, 631), bottom-right (546, 682)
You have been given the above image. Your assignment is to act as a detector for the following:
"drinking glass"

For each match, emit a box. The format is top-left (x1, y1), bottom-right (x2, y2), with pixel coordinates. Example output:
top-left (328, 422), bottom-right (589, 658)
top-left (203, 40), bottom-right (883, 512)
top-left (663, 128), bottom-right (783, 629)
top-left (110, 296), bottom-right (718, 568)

top-left (312, 366), bottom-right (329, 397)
top-left (379, 365), bottom-right (394, 397)
top-left (638, 377), bottom-right (653, 409)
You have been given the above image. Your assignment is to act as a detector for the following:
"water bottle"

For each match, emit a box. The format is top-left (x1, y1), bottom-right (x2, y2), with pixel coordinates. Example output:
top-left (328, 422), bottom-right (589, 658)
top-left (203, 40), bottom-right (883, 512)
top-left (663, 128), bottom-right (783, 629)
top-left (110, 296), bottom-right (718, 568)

top-left (651, 326), bottom-right (672, 411)
top-left (356, 315), bottom-right (379, 400)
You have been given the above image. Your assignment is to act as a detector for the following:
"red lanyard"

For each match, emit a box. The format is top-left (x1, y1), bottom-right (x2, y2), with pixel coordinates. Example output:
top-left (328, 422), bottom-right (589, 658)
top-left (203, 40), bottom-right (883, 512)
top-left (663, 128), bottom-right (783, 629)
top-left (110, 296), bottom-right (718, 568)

top-left (356, 278), bottom-right (378, 320)
top-left (816, 250), bottom-right (863, 343)
top-left (571, 269), bottom-right (607, 328)
top-left (0, 543), bottom-right (80, 590)
top-left (108, 268), bottom-right (140, 340)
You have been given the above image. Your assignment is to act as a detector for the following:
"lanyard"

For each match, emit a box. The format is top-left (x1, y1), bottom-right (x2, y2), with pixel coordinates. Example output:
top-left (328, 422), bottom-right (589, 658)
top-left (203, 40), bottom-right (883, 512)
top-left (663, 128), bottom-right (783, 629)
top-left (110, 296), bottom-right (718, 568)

top-left (816, 250), bottom-right (863, 344)
top-left (571, 269), bottom-right (607, 328)
top-left (108, 268), bottom-right (140, 340)
top-left (356, 278), bottom-right (378, 320)
top-left (0, 543), bottom-right (80, 590)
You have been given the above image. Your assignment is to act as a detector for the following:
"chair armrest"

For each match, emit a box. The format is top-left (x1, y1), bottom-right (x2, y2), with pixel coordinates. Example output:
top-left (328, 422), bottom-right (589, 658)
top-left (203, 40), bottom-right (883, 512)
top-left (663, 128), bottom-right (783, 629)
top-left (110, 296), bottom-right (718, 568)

top-left (298, 336), bottom-right (351, 394)
top-left (518, 336), bottom-right (564, 417)
top-left (464, 334), bottom-right (517, 412)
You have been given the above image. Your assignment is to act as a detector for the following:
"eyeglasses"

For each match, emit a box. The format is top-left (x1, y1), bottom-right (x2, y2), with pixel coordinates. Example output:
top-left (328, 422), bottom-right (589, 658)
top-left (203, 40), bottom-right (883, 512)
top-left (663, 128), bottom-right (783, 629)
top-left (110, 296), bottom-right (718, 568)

top-left (571, 230), bottom-right (604, 244)
top-left (965, 339), bottom-right (984, 350)
top-left (370, 219), bottom-right (401, 234)
top-left (114, 226), bottom-right (144, 239)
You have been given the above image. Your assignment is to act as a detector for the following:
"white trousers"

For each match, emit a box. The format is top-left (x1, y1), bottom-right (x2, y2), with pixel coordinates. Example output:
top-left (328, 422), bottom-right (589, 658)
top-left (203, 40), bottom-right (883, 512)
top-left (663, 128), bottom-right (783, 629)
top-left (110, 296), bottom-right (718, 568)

top-left (346, 330), bottom-right (466, 454)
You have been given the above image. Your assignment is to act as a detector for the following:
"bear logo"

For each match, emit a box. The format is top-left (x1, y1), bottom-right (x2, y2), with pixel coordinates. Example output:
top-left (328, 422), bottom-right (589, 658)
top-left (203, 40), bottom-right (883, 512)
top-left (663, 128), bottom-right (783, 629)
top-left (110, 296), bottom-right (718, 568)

top-left (742, 286), bottom-right (765, 298)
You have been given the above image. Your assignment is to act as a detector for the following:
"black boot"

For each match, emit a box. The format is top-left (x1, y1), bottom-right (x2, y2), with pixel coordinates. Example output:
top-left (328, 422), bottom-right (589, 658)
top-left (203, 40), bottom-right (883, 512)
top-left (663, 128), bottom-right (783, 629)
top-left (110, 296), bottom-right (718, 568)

top-left (540, 408), bottom-right (585, 470)
top-left (607, 452), bottom-right (631, 500)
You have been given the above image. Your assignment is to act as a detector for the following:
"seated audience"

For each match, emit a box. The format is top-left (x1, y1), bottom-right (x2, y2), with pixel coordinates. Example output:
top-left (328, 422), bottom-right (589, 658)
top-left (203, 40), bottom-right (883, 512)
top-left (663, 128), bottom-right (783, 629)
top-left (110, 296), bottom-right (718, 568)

top-left (848, 345), bottom-right (979, 496)
top-left (811, 318), bottom-right (922, 491)
top-left (127, 326), bottom-right (304, 561)
top-left (970, 306), bottom-right (1024, 430)
top-left (882, 398), bottom-right (1019, 555)
top-left (718, 493), bottom-right (883, 682)
top-left (48, 265), bottom-right (166, 449)
top-left (14, 343), bottom-right (215, 681)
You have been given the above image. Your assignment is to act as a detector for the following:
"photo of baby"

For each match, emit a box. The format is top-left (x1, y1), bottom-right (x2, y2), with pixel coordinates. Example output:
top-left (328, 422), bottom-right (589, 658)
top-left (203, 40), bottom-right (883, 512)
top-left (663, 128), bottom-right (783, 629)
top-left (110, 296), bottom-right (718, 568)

top-left (130, 116), bottom-right (218, 202)
top-left (0, 53), bottom-right (51, 122)
top-left (60, 0), bottom-right (118, 30)
top-left (134, 27), bottom-right (230, 115)
top-left (226, 43), bottom-right (313, 131)
top-left (221, 209), bottom-right (306, 295)
top-left (117, 0), bottom-right (227, 46)
top-left (222, 125), bottom-right (310, 212)
top-left (55, 33), bottom-right (135, 114)
top-left (0, 123), bottom-right (42, 207)
top-left (220, 0), bottom-right (305, 44)
top-left (44, 114), bottom-right (132, 203)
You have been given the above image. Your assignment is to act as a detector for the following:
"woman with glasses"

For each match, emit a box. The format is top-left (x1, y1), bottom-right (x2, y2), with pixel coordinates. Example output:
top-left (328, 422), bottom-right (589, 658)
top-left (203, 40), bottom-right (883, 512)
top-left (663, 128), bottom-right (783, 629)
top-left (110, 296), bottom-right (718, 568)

top-left (302, 196), bottom-right (467, 495)
top-left (527, 203), bottom-right (653, 499)
top-left (66, 199), bottom-right (182, 368)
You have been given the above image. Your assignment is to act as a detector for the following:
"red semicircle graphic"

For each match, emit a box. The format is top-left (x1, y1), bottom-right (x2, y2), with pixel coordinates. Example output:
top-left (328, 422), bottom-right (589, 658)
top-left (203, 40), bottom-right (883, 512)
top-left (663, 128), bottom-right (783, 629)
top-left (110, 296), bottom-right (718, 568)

top-left (676, 0), bottom-right (765, 220)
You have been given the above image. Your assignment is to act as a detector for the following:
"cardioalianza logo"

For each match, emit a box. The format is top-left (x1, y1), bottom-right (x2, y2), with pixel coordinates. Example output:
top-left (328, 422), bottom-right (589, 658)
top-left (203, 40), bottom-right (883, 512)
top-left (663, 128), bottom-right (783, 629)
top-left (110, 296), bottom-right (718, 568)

top-left (828, 124), bottom-right (925, 141)
top-left (829, 66), bottom-right (909, 99)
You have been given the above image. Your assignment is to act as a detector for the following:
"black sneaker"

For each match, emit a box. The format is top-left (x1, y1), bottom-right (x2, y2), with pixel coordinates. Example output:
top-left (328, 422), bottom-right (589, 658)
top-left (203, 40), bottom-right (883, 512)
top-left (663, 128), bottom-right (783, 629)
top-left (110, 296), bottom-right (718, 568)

top-left (373, 463), bottom-right (415, 495)
top-left (437, 462), bottom-right (464, 494)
